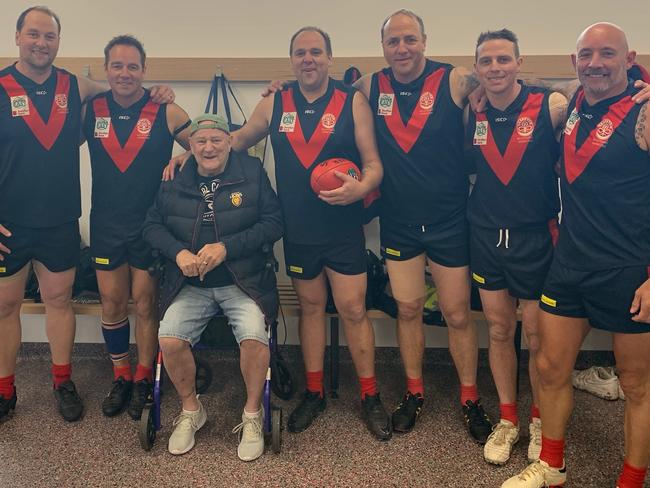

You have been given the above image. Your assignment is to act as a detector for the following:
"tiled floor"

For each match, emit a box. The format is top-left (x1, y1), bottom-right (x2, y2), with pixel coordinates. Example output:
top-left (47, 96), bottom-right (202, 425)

top-left (0, 345), bottom-right (642, 487)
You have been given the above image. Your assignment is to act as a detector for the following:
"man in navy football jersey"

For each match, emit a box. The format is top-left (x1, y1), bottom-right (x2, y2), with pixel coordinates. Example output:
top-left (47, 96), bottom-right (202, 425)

top-left (353, 9), bottom-right (493, 441)
top-left (502, 23), bottom-right (650, 488)
top-left (0, 6), bottom-right (174, 423)
top-left (233, 27), bottom-right (391, 441)
top-left (466, 29), bottom-right (568, 465)
top-left (83, 35), bottom-right (191, 420)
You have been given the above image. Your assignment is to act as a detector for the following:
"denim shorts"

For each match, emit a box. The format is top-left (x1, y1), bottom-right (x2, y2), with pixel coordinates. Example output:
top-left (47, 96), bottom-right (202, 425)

top-left (159, 284), bottom-right (268, 346)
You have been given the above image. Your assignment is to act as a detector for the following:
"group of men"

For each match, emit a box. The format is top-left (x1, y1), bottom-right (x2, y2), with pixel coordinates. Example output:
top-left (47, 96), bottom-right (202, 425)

top-left (0, 5), bottom-right (648, 487)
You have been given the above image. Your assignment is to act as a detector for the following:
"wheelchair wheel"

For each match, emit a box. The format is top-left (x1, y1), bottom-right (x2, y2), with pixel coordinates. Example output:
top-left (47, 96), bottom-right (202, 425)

top-left (271, 407), bottom-right (282, 454)
top-left (195, 357), bottom-right (213, 394)
top-left (271, 356), bottom-right (295, 400)
top-left (139, 404), bottom-right (156, 451)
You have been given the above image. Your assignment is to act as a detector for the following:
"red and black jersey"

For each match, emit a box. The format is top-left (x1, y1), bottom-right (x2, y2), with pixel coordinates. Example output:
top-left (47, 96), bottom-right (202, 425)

top-left (269, 78), bottom-right (362, 245)
top-left (83, 90), bottom-right (174, 228)
top-left (556, 81), bottom-right (650, 270)
top-left (466, 84), bottom-right (560, 228)
top-left (0, 64), bottom-right (81, 227)
top-left (369, 59), bottom-right (467, 225)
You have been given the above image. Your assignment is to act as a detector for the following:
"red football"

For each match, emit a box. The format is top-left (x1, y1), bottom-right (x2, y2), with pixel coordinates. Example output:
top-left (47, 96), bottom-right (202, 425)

top-left (310, 158), bottom-right (361, 194)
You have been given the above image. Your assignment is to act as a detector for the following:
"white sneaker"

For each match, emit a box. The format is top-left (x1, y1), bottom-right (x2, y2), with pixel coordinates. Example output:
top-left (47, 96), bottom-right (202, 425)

top-left (484, 419), bottom-right (520, 465)
top-left (168, 399), bottom-right (207, 455)
top-left (571, 366), bottom-right (619, 400)
top-left (527, 417), bottom-right (542, 462)
top-left (232, 407), bottom-right (264, 461)
top-left (501, 460), bottom-right (567, 487)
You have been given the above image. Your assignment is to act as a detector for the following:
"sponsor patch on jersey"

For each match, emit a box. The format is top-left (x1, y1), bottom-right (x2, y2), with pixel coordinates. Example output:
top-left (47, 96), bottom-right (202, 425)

top-left (595, 118), bottom-right (614, 141)
top-left (473, 121), bottom-right (488, 145)
top-left (94, 257), bottom-right (110, 265)
top-left (419, 91), bottom-right (435, 111)
top-left (541, 294), bottom-right (556, 307)
top-left (564, 108), bottom-right (580, 135)
top-left (279, 112), bottom-right (297, 132)
top-left (94, 117), bottom-right (111, 138)
top-left (136, 118), bottom-right (152, 136)
top-left (377, 93), bottom-right (394, 116)
top-left (10, 95), bottom-right (29, 117)
top-left (54, 93), bottom-right (68, 110)
top-left (0, 267), bottom-right (6, 273)
top-left (384, 247), bottom-right (401, 257)
top-left (230, 192), bottom-right (243, 207)
top-left (321, 112), bottom-right (336, 131)
top-left (516, 116), bottom-right (535, 137)
top-left (289, 265), bottom-right (303, 274)
top-left (472, 272), bottom-right (486, 284)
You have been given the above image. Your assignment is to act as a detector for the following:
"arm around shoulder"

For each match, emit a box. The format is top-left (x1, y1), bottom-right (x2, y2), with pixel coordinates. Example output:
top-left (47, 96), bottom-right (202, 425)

top-left (231, 96), bottom-right (273, 152)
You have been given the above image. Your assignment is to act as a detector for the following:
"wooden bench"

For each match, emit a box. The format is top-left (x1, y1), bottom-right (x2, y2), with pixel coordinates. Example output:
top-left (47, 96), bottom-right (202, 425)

top-left (22, 283), bottom-right (523, 397)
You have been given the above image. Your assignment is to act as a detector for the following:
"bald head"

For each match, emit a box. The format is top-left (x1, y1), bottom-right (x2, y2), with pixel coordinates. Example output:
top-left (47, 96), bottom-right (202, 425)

top-left (577, 22), bottom-right (628, 53)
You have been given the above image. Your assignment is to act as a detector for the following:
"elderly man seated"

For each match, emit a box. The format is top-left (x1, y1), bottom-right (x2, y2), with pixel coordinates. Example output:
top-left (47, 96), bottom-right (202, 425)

top-left (142, 114), bottom-right (283, 460)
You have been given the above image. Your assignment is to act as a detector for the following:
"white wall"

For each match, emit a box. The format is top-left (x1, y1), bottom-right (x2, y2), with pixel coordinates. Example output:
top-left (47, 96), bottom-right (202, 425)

top-left (7, 0), bottom-right (631, 349)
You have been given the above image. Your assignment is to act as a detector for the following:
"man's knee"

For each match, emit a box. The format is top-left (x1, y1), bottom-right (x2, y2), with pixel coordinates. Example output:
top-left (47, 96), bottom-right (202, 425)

top-left (441, 305), bottom-right (470, 330)
top-left (535, 350), bottom-right (571, 387)
top-left (487, 321), bottom-right (516, 344)
top-left (396, 298), bottom-right (424, 323)
top-left (132, 293), bottom-right (156, 321)
top-left (39, 277), bottom-right (73, 310)
top-left (0, 294), bottom-right (22, 320)
top-left (240, 339), bottom-right (268, 354)
top-left (336, 297), bottom-right (366, 324)
top-left (159, 336), bottom-right (189, 356)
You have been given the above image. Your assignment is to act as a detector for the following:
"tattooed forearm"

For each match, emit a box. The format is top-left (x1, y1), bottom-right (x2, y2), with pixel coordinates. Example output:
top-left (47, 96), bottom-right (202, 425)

top-left (635, 102), bottom-right (648, 149)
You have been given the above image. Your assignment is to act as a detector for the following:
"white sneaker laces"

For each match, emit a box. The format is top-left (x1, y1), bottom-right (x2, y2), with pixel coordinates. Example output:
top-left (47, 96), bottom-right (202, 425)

top-left (232, 414), bottom-right (263, 439)
top-left (173, 410), bottom-right (202, 432)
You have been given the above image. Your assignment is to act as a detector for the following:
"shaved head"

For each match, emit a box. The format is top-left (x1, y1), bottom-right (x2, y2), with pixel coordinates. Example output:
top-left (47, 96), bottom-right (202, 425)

top-left (576, 22), bottom-right (628, 52)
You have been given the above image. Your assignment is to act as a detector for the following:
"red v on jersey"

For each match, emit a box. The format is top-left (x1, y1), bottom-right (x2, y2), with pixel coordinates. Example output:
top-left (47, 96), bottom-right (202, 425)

top-left (93, 97), bottom-right (159, 173)
top-left (0, 71), bottom-right (70, 151)
top-left (378, 68), bottom-right (445, 154)
top-left (564, 90), bottom-right (636, 184)
top-left (476, 92), bottom-right (544, 186)
top-left (281, 87), bottom-right (347, 169)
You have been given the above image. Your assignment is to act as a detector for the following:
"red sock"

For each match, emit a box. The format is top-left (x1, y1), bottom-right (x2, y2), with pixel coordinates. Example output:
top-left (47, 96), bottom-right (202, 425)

top-left (499, 402), bottom-right (519, 426)
top-left (406, 376), bottom-right (424, 397)
top-left (52, 363), bottom-right (71, 389)
top-left (305, 370), bottom-right (323, 397)
top-left (617, 460), bottom-right (648, 488)
top-left (460, 384), bottom-right (479, 405)
top-left (359, 376), bottom-right (377, 400)
top-left (530, 404), bottom-right (540, 421)
top-left (113, 365), bottom-right (133, 381)
top-left (0, 375), bottom-right (15, 398)
top-left (539, 435), bottom-right (565, 468)
top-left (134, 364), bottom-right (153, 382)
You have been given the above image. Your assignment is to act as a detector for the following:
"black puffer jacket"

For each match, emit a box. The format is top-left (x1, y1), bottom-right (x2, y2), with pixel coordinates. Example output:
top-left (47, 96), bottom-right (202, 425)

top-left (142, 151), bottom-right (283, 324)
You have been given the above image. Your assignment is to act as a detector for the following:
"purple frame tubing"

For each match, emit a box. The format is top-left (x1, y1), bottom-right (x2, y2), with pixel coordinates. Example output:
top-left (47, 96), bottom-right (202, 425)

top-left (153, 349), bottom-right (163, 431)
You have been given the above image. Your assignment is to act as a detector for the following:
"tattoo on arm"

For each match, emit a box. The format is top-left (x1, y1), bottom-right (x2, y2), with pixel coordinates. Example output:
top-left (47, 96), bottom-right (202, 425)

top-left (461, 73), bottom-right (479, 93)
top-left (635, 103), bottom-right (648, 148)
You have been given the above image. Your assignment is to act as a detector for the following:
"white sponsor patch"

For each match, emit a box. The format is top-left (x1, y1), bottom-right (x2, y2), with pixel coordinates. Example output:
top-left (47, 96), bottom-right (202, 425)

top-left (94, 117), bottom-right (111, 138)
top-left (10, 95), bottom-right (29, 116)
top-left (377, 93), bottom-right (394, 116)
top-left (473, 120), bottom-right (488, 145)
top-left (279, 112), bottom-right (297, 132)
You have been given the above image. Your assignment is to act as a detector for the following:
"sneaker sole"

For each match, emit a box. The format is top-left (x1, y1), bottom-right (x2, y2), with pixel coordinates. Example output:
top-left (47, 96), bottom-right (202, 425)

top-left (238, 446), bottom-right (264, 462)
